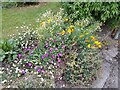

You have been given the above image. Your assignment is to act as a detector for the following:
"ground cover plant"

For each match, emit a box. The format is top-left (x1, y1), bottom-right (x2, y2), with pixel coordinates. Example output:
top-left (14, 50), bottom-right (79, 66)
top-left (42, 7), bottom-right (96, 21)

top-left (1, 8), bottom-right (103, 88)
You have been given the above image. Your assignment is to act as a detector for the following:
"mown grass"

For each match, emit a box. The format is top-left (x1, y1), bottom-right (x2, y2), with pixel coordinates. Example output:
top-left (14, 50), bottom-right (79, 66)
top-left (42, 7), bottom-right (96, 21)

top-left (2, 2), bottom-right (61, 39)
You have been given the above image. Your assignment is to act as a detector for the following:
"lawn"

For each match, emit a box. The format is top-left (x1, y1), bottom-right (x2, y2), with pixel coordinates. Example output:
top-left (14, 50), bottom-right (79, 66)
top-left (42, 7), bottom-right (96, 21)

top-left (2, 2), bottom-right (61, 39)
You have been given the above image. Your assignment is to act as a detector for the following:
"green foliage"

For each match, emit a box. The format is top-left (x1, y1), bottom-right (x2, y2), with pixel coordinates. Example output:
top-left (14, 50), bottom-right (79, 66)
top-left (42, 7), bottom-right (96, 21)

top-left (62, 2), bottom-right (120, 23)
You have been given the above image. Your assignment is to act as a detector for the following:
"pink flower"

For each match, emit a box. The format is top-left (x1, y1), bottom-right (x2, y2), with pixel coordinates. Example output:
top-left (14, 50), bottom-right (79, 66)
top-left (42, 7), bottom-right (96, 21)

top-left (21, 70), bottom-right (26, 74)
top-left (41, 55), bottom-right (44, 59)
top-left (53, 40), bottom-right (56, 42)
top-left (45, 53), bottom-right (49, 57)
top-left (50, 60), bottom-right (54, 64)
top-left (52, 54), bottom-right (55, 58)
top-left (57, 58), bottom-right (61, 63)
top-left (62, 45), bottom-right (65, 48)
top-left (55, 48), bottom-right (58, 50)
top-left (18, 54), bottom-right (22, 59)
top-left (42, 69), bottom-right (45, 73)
top-left (28, 62), bottom-right (32, 67)
top-left (49, 48), bottom-right (52, 53)
top-left (58, 53), bottom-right (62, 57)
top-left (37, 68), bottom-right (41, 73)
top-left (57, 63), bottom-right (60, 67)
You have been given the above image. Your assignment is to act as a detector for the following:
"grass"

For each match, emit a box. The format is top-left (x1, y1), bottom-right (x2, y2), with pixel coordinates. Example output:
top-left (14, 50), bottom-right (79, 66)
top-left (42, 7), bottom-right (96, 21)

top-left (2, 2), bottom-right (61, 39)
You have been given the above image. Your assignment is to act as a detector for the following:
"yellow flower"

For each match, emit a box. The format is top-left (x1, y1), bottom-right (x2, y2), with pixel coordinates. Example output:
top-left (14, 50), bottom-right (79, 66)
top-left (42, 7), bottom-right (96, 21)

top-left (90, 36), bottom-right (95, 41)
top-left (47, 18), bottom-right (51, 23)
top-left (65, 18), bottom-right (68, 22)
top-left (91, 46), bottom-right (95, 49)
top-left (94, 41), bottom-right (101, 45)
top-left (87, 44), bottom-right (91, 48)
top-left (71, 29), bottom-right (74, 32)
top-left (70, 25), bottom-right (73, 29)
top-left (68, 28), bottom-right (72, 34)
top-left (41, 22), bottom-right (45, 26)
top-left (98, 45), bottom-right (102, 48)
top-left (61, 30), bottom-right (65, 35)
top-left (80, 35), bottom-right (84, 38)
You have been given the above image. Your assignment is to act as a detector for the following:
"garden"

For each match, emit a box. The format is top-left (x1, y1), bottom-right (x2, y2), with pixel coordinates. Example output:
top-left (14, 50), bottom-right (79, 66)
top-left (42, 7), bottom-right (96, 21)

top-left (0, 1), bottom-right (120, 89)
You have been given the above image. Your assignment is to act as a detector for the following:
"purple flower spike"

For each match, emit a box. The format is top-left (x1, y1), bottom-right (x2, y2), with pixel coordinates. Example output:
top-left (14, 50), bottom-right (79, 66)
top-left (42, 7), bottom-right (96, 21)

top-left (55, 48), bottom-right (58, 50)
top-left (21, 70), bottom-right (26, 75)
top-left (57, 58), bottom-right (61, 63)
top-left (18, 54), bottom-right (22, 59)
top-left (41, 55), bottom-right (44, 59)
top-left (52, 54), bottom-right (55, 58)
top-left (49, 48), bottom-right (52, 53)
top-left (50, 60), bottom-right (54, 64)
top-left (37, 68), bottom-right (41, 73)
top-left (45, 53), bottom-right (49, 57)
top-left (28, 62), bottom-right (32, 67)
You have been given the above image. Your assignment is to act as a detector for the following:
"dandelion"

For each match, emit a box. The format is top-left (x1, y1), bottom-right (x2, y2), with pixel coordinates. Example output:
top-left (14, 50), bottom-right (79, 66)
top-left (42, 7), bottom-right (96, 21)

top-left (87, 44), bottom-right (91, 48)
top-left (61, 30), bottom-right (65, 35)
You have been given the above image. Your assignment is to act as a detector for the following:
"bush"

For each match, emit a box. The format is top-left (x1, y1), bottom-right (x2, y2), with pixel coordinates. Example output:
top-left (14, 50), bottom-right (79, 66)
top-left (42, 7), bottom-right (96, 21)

top-left (62, 2), bottom-right (120, 23)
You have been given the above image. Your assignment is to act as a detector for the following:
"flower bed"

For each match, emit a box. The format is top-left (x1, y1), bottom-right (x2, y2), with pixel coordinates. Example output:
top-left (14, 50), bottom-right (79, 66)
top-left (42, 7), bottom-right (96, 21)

top-left (1, 8), bottom-right (103, 88)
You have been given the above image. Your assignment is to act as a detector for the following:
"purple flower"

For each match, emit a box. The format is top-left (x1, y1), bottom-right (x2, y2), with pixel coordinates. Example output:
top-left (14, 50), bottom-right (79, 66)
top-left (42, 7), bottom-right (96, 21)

top-left (53, 40), bottom-right (56, 42)
top-left (57, 63), bottom-right (60, 67)
top-left (42, 69), bottom-right (45, 73)
top-left (45, 53), bottom-right (49, 57)
top-left (58, 53), bottom-right (62, 57)
top-left (41, 55), bottom-right (44, 59)
top-left (55, 48), bottom-right (58, 50)
top-left (62, 45), bottom-right (65, 48)
top-left (50, 60), bottom-right (54, 64)
top-left (18, 54), bottom-right (22, 59)
top-left (52, 54), bottom-right (55, 58)
top-left (49, 48), bottom-right (52, 53)
top-left (57, 58), bottom-right (61, 63)
top-left (37, 68), bottom-right (41, 73)
top-left (28, 62), bottom-right (32, 67)
top-left (21, 70), bottom-right (26, 74)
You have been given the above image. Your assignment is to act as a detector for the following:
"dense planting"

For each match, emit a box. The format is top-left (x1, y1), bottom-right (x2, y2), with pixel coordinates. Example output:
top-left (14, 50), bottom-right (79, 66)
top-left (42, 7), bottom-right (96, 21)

top-left (1, 8), bottom-right (102, 88)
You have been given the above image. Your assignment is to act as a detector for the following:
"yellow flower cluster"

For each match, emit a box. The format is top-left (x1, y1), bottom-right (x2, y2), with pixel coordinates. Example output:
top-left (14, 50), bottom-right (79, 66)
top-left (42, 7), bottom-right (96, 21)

top-left (67, 25), bottom-right (74, 34)
top-left (94, 41), bottom-right (102, 48)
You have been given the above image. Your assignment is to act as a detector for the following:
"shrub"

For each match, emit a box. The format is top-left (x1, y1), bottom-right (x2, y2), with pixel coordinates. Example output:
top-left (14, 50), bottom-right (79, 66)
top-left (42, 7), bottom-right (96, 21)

top-left (62, 2), bottom-right (120, 23)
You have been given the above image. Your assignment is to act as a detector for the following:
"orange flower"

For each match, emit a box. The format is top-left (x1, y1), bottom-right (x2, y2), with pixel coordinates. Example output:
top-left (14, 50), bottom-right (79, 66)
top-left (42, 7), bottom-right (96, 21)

top-left (86, 39), bottom-right (90, 42)
top-left (90, 36), bottom-right (95, 41)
